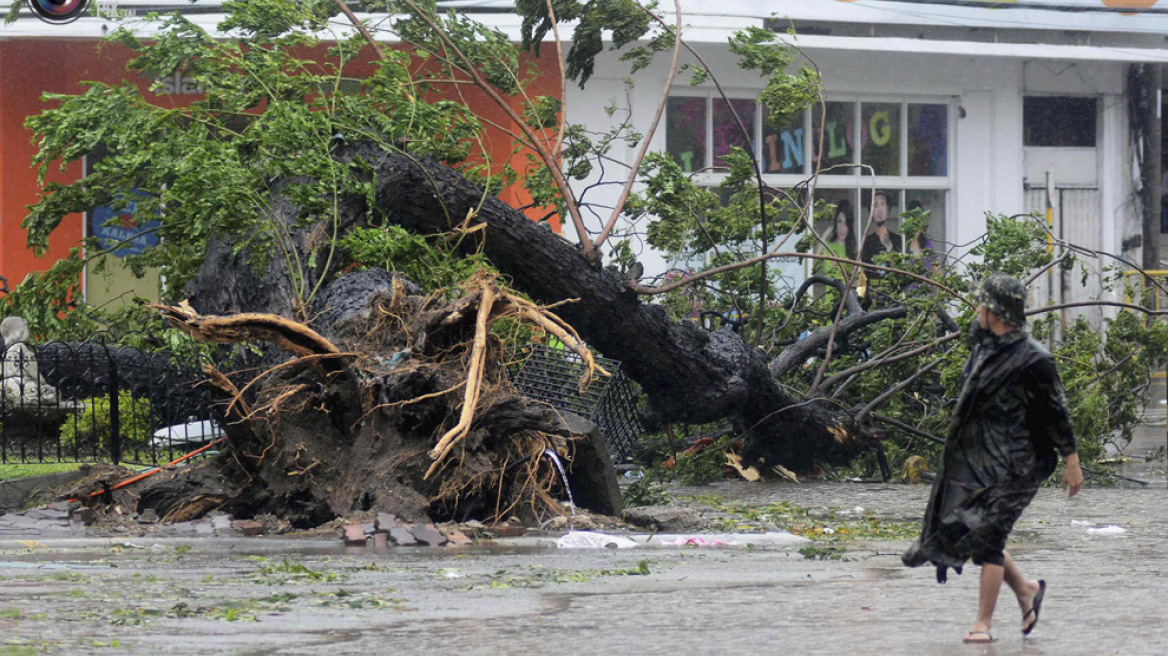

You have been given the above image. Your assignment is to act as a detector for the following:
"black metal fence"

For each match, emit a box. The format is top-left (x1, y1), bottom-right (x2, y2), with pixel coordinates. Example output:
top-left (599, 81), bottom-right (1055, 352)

top-left (2, 336), bottom-right (646, 467)
top-left (506, 344), bottom-right (643, 463)
top-left (0, 337), bottom-right (224, 467)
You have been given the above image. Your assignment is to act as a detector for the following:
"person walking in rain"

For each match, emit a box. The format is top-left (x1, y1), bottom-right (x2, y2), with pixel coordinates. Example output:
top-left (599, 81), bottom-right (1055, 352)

top-left (902, 273), bottom-right (1084, 644)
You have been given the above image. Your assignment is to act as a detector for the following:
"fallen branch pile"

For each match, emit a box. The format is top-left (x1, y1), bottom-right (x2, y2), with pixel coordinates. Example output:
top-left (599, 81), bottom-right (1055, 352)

top-left (115, 269), bottom-right (620, 528)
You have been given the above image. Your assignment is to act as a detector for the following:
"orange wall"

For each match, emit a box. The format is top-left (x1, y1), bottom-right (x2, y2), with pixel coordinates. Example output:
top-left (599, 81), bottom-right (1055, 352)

top-left (0, 38), bottom-right (562, 294)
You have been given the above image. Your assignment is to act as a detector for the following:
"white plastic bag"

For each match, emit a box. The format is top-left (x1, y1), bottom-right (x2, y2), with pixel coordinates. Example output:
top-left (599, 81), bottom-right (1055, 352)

top-left (556, 531), bottom-right (638, 549)
top-left (1086, 525), bottom-right (1126, 536)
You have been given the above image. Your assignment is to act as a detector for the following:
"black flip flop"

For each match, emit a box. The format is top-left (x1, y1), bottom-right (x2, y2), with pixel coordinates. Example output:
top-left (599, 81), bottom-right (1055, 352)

top-left (1022, 579), bottom-right (1046, 635)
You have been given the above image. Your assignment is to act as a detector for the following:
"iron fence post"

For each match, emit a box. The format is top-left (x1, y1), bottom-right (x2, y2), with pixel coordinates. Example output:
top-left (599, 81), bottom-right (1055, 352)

top-left (108, 348), bottom-right (121, 466)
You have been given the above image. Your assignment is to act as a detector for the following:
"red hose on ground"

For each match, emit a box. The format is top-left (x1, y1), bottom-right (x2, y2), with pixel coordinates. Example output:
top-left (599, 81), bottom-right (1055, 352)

top-left (68, 437), bottom-right (228, 502)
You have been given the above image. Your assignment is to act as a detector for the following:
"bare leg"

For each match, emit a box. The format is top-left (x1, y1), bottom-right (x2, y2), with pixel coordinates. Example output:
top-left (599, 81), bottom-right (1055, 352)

top-left (969, 562), bottom-right (1004, 637)
top-left (1002, 551), bottom-right (1042, 630)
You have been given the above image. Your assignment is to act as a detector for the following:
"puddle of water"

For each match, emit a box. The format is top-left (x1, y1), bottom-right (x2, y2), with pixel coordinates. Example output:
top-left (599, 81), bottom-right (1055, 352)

top-left (0, 561), bottom-right (110, 569)
top-left (867, 567), bottom-right (905, 580)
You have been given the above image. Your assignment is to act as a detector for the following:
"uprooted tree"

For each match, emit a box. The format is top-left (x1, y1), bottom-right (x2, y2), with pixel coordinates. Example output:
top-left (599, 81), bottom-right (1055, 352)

top-left (9, 0), bottom-right (1168, 524)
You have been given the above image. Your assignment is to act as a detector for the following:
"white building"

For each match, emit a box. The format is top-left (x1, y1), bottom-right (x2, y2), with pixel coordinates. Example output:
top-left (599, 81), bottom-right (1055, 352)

top-left (563, 0), bottom-right (1168, 325)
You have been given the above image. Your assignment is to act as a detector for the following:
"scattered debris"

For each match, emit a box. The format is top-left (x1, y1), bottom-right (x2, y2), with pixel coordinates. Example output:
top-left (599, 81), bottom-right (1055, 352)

top-left (660, 536), bottom-right (731, 548)
top-left (726, 451), bottom-right (761, 482)
top-left (772, 464), bottom-right (800, 483)
top-left (653, 532), bottom-right (810, 548)
top-left (556, 531), bottom-right (638, 549)
top-left (445, 529), bottom-right (472, 547)
top-left (1086, 525), bottom-right (1126, 536)
top-left (622, 506), bottom-right (705, 533)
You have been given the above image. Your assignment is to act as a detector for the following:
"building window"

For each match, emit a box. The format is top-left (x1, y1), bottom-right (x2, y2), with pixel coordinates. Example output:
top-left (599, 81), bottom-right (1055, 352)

top-left (666, 94), bottom-right (953, 271)
top-left (811, 101), bottom-right (856, 174)
top-left (712, 98), bottom-right (757, 170)
top-left (908, 103), bottom-right (948, 176)
top-left (666, 96), bottom-right (707, 173)
top-left (861, 102), bottom-right (901, 176)
top-left (1023, 96), bottom-right (1097, 147)
top-left (667, 94), bottom-right (951, 180)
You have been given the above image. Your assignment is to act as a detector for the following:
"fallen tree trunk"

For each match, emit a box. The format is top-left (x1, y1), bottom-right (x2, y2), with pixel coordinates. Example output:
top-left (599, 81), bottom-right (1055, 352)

top-left (176, 143), bottom-right (887, 476)
top-left (322, 144), bottom-right (882, 472)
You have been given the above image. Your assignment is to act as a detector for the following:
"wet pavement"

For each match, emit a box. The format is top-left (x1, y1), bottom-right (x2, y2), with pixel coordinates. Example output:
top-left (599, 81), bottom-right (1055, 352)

top-left (0, 479), bottom-right (1166, 655)
top-left (2, 384), bottom-right (1167, 656)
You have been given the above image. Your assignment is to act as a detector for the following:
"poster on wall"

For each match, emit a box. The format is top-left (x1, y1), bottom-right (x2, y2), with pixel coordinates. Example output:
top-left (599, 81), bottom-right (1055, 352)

top-left (89, 190), bottom-right (160, 257)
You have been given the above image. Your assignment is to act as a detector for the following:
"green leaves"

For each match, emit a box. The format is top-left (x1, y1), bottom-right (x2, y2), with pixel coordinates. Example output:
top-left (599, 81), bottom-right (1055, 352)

top-left (729, 26), bottom-right (820, 128)
top-left (523, 95), bottom-right (563, 130)
top-left (339, 226), bottom-right (492, 298)
top-left (519, 0), bottom-right (655, 87)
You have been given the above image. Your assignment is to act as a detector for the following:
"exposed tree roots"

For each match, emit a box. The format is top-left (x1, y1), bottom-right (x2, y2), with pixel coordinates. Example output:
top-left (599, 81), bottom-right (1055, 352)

top-left (124, 271), bottom-right (618, 529)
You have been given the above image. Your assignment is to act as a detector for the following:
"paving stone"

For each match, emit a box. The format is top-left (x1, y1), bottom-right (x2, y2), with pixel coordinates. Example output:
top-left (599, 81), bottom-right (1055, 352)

top-left (373, 533), bottom-right (389, 549)
top-left (72, 508), bottom-right (96, 525)
top-left (344, 523), bottom-right (367, 546)
top-left (388, 527), bottom-right (418, 546)
top-left (233, 520), bottom-right (264, 536)
top-left (137, 509), bottom-right (160, 524)
top-left (409, 523), bottom-right (447, 547)
top-left (170, 522), bottom-right (198, 535)
top-left (361, 522), bottom-right (376, 535)
top-left (375, 513), bottom-right (396, 532)
top-left (444, 529), bottom-right (472, 547)
top-left (486, 524), bottom-right (525, 538)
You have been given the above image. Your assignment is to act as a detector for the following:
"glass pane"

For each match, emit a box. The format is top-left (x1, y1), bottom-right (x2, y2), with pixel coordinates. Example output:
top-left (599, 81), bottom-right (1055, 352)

top-left (904, 190), bottom-right (948, 274)
top-left (1023, 97), bottom-right (1096, 147)
top-left (813, 189), bottom-right (859, 279)
top-left (860, 189), bottom-right (903, 264)
top-left (812, 101), bottom-right (855, 174)
top-left (861, 102), bottom-right (900, 176)
top-left (712, 98), bottom-right (757, 170)
top-left (762, 106), bottom-right (805, 174)
top-left (908, 104), bottom-right (948, 176)
top-left (667, 96), bottom-right (707, 173)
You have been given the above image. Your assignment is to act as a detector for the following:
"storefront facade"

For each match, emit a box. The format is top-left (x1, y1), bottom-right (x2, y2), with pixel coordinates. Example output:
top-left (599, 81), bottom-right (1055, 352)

top-left (564, 1), bottom-right (1168, 325)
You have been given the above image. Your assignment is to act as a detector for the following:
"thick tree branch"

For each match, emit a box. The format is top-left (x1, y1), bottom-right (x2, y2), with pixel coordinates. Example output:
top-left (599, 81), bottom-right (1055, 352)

top-left (543, 0), bottom-right (568, 157)
top-left (786, 274), bottom-right (862, 316)
top-left (1026, 300), bottom-right (1168, 317)
top-left (631, 251), bottom-right (970, 304)
top-left (818, 332), bottom-right (961, 392)
top-left (855, 357), bottom-right (945, 421)
top-left (768, 305), bottom-right (908, 378)
top-left (870, 413), bottom-right (945, 445)
top-left (331, 0), bottom-right (387, 62)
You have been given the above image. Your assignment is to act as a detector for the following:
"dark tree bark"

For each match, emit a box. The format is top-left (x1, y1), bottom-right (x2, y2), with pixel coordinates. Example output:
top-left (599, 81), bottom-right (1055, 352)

top-left (175, 143), bottom-right (891, 473)
top-left (310, 143), bottom-right (886, 471)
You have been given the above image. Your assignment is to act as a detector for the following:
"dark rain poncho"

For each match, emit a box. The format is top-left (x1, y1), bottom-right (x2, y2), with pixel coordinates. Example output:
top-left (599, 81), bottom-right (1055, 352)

top-left (902, 323), bottom-right (1076, 582)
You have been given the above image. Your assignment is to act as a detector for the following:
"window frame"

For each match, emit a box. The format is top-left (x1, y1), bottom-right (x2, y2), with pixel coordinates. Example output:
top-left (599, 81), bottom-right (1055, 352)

top-left (1021, 94), bottom-right (1099, 149)
top-left (666, 93), bottom-right (956, 274)
top-left (673, 94), bottom-right (956, 191)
